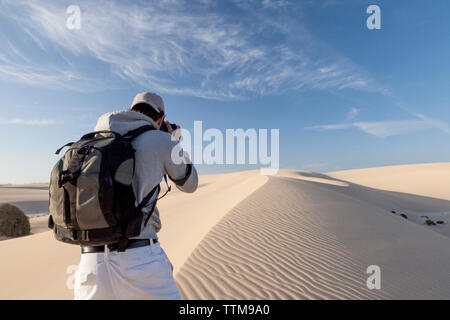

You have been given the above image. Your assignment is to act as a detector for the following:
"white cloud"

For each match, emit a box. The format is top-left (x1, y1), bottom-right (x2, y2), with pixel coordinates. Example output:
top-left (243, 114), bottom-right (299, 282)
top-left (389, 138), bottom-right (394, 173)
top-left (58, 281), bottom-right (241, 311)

top-left (346, 107), bottom-right (359, 121)
top-left (306, 110), bottom-right (450, 138)
top-left (0, 0), bottom-right (381, 99)
top-left (414, 113), bottom-right (450, 134)
top-left (0, 118), bottom-right (55, 125)
top-left (352, 120), bottom-right (431, 138)
top-left (306, 107), bottom-right (358, 131)
top-left (262, 0), bottom-right (289, 9)
top-left (0, 47), bottom-right (117, 91)
top-left (306, 123), bottom-right (351, 131)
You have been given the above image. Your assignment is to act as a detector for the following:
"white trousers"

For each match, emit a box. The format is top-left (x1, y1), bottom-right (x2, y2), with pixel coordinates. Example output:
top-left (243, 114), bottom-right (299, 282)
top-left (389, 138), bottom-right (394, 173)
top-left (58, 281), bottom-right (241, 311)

top-left (74, 241), bottom-right (181, 300)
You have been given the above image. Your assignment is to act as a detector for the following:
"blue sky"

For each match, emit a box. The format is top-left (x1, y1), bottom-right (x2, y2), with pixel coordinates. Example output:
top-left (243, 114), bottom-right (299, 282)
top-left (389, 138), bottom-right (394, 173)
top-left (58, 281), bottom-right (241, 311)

top-left (0, 0), bottom-right (449, 183)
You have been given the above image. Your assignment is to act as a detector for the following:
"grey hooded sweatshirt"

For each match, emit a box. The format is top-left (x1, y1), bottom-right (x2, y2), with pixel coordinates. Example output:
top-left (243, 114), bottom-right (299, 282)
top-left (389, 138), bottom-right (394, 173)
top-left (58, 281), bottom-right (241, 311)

top-left (94, 110), bottom-right (198, 240)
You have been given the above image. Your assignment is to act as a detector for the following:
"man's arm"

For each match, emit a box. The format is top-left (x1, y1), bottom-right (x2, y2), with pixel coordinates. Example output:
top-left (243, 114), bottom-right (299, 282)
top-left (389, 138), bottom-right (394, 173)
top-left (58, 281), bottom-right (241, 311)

top-left (163, 138), bottom-right (198, 193)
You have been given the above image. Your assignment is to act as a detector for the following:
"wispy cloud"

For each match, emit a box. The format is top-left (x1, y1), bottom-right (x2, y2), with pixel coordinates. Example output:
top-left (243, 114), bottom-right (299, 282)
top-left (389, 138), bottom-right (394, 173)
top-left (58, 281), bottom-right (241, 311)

top-left (307, 123), bottom-right (351, 131)
top-left (262, 0), bottom-right (289, 9)
top-left (0, 0), bottom-right (381, 99)
top-left (0, 118), bottom-right (55, 125)
top-left (346, 107), bottom-right (359, 121)
top-left (0, 51), bottom-right (105, 91)
top-left (305, 108), bottom-right (450, 138)
top-left (306, 107), bottom-right (357, 131)
top-left (351, 120), bottom-right (433, 138)
top-left (415, 113), bottom-right (450, 134)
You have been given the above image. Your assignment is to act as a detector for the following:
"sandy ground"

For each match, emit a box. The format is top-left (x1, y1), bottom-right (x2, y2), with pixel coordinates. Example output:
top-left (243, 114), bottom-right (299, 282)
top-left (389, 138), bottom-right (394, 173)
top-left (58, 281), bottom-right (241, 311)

top-left (0, 182), bottom-right (50, 240)
top-left (1, 164), bottom-right (450, 299)
top-left (0, 183), bottom-right (49, 215)
top-left (0, 215), bottom-right (49, 241)
top-left (328, 163), bottom-right (450, 201)
top-left (328, 163), bottom-right (450, 238)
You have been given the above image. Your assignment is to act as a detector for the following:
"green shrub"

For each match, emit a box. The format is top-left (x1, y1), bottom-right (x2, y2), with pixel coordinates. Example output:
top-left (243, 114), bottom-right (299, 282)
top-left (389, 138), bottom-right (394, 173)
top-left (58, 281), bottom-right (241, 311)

top-left (0, 203), bottom-right (30, 237)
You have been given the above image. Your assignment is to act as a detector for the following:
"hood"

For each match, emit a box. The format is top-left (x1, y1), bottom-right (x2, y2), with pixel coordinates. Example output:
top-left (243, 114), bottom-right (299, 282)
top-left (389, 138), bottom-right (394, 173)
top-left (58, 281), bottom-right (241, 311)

top-left (94, 110), bottom-right (158, 135)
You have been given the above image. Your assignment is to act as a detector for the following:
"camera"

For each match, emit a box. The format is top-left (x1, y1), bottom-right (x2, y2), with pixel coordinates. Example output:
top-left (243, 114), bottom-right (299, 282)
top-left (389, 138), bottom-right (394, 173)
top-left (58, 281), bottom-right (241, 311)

top-left (160, 121), bottom-right (178, 133)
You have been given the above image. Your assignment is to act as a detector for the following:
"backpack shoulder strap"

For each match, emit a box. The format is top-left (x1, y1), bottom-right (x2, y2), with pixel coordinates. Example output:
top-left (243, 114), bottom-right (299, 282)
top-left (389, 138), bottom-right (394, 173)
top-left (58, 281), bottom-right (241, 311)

top-left (55, 142), bottom-right (74, 155)
top-left (124, 125), bottom-right (160, 227)
top-left (136, 185), bottom-right (160, 213)
top-left (139, 185), bottom-right (161, 227)
top-left (123, 125), bottom-right (156, 141)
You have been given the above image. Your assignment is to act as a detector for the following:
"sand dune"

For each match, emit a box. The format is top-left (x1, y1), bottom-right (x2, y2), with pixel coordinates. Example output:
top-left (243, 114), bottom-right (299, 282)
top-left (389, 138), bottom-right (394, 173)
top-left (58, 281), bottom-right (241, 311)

top-left (0, 231), bottom-right (79, 299)
top-left (1, 164), bottom-right (450, 299)
top-left (0, 183), bottom-right (51, 238)
top-left (328, 163), bottom-right (450, 238)
top-left (283, 169), bottom-right (450, 238)
top-left (328, 163), bottom-right (450, 201)
top-left (176, 171), bottom-right (450, 299)
top-left (0, 183), bottom-right (49, 215)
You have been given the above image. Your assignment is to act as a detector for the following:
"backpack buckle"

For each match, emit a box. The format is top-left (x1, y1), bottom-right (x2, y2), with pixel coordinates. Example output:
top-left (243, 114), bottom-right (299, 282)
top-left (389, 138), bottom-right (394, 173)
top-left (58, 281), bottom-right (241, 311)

top-left (81, 230), bottom-right (90, 241)
top-left (72, 230), bottom-right (89, 241)
top-left (117, 238), bottom-right (129, 252)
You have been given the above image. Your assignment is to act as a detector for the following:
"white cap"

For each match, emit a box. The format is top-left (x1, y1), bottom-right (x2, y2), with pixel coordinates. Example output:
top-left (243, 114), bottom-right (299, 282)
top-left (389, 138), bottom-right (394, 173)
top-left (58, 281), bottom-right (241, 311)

top-left (131, 92), bottom-right (165, 114)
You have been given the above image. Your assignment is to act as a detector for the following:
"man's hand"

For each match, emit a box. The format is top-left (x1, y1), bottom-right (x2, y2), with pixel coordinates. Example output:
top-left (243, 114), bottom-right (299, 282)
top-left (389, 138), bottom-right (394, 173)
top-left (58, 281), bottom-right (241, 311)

top-left (166, 121), bottom-right (182, 141)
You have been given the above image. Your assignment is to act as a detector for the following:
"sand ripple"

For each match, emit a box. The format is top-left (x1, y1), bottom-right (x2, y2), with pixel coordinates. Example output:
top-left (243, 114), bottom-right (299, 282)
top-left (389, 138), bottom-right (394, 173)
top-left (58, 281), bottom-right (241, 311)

top-left (176, 177), bottom-right (388, 299)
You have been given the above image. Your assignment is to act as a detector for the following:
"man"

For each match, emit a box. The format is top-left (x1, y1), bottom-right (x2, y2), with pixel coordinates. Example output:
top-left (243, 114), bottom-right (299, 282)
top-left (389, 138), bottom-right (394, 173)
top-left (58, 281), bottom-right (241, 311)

top-left (73, 92), bottom-right (198, 300)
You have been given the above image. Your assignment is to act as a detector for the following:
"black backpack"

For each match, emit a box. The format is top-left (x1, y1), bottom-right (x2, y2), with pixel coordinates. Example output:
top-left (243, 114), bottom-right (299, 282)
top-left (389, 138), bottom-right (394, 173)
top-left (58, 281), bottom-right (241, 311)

top-left (48, 125), bottom-right (164, 251)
